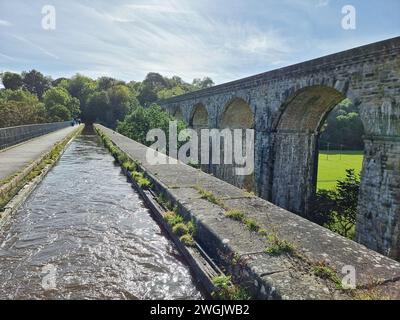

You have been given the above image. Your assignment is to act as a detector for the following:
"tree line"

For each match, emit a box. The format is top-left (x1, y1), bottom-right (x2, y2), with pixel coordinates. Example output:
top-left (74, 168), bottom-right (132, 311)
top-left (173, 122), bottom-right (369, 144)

top-left (0, 70), bottom-right (214, 128)
top-left (1, 69), bottom-right (364, 152)
top-left (1, 69), bottom-right (363, 240)
top-left (319, 98), bottom-right (364, 151)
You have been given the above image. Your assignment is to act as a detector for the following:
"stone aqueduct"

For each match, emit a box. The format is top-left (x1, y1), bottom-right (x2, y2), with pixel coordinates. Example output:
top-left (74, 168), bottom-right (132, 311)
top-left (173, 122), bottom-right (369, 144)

top-left (159, 37), bottom-right (400, 259)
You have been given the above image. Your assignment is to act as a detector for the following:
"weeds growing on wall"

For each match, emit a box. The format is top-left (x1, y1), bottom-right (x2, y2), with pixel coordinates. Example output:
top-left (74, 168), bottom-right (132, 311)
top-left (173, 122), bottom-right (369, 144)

top-left (96, 127), bottom-right (199, 250)
top-left (312, 261), bottom-right (342, 289)
top-left (164, 210), bottom-right (196, 247)
top-left (95, 127), bottom-right (151, 190)
top-left (211, 275), bottom-right (250, 300)
top-left (95, 126), bottom-right (355, 298)
top-left (264, 233), bottom-right (295, 256)
top-left (195, 186), bottom-right (226, 208)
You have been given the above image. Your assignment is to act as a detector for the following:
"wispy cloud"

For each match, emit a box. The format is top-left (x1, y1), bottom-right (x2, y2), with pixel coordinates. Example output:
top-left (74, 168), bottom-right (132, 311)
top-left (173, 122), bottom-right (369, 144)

top-left (316, 0), bottom-right (330, 8)
top-left (0, 52), bottom-right (17, 61)
top-left (0, 19), bottom-right (11, 26)
top-left (0, 0), bottom-right (398, 83)
top-left (124, 3), bottom-right (192, 14)
top-left (11, 34), bottom-right (59, 60)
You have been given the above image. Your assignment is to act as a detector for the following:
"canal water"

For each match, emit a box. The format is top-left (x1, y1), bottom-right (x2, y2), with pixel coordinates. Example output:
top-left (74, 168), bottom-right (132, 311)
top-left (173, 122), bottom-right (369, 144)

top-left (0, 129), bottom-right (202, 299)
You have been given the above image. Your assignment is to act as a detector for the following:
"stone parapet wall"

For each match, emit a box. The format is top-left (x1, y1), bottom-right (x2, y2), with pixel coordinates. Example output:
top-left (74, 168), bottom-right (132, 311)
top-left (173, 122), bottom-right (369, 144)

top-left (0, 121), bottom-right (71, 150)
top-left (158, 37), bottom-right (400, 259)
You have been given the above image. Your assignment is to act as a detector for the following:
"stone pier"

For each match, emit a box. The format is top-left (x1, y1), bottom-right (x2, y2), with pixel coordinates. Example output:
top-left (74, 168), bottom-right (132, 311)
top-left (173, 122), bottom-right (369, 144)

top-left (159, 37), bottom-right (400, 259)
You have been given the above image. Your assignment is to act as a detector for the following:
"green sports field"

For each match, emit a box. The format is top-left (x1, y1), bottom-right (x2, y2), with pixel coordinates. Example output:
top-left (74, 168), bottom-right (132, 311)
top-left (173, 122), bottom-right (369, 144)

top-left (317, 151), bottom-right (364, 190)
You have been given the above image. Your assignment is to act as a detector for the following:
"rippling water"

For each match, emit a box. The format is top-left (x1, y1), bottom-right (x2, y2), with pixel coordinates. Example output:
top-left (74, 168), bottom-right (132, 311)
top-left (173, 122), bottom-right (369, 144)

top-left (0, 130), bottom-right (202, 300)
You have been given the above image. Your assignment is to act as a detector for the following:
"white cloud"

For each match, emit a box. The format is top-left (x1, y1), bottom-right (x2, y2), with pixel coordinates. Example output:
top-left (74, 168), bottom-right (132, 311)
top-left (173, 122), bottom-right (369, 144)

top-left (316, 0), bottom-right (330, 7)
top-left (11, 34), bottom-right (59, 60)
top-left (0, 0), bottom-right (398, 84)
top-left (0, 19), bottom-right (11, 26)
top-left (46, 0), bottom-right (292, 83)
top-left (124, 3), bottom-right (191, 14)
top-left (0, 52), bottom-right (17, 61)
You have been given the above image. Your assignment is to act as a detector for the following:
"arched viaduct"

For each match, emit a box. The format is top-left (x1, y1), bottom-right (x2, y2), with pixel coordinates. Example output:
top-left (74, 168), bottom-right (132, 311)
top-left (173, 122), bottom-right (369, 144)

top-left (159, 37), bottom-right (400, 259)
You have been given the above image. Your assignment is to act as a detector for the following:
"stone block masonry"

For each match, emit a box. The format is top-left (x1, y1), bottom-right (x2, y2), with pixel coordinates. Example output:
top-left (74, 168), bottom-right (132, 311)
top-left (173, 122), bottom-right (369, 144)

top-left (159, 37), bottom-right (400, 260)
top-left (96, 124), bottom-right (400, 300)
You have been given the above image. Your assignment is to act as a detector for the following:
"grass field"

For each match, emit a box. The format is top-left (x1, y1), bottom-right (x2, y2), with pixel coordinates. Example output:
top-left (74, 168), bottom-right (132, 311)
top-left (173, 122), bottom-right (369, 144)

top-left (317, 150), bottom-right (364, 190)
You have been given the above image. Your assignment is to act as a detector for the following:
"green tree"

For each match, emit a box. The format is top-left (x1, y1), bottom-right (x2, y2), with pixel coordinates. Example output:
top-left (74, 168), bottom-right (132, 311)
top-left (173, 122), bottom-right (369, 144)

top-left (46, 104), bottom-right (71, 122)
top-left (310, 169), bottom-right (360, 239)
top-left (157, 86), bottom-right (186, 100)
top-left (308, 189), bottom-right (336, 226)
top-left (137, 73), bottom-right (170, 106)
top-left (126, 80), bottom-right (141, 94)
top-left (86, 91), bottom-right (111, 124)
top-left (97, 77), bottom-right (125, 91)
top-left (65, 74), bottom-right (96, 122)
top-left (192, 77), bottom-right (214, 89)
top-left (137, 83), bottom-right (158, 107)
top-left (22, 70), bottom-right (52, 98)
top-left (43, 87), bottom-right (81, 120)
top-left (327, 169), bottom-right (359, 238)
top-left (107, 84), bottom-right (137, 124)
top-left (52, 77), bottom-right (68, 87)
top-left (117, 106), bottom-right (148, 144)
top-left (0, 70), bottom-right (214, 128)
top-left (1, 89), bottom-right (40, 104)
top-left (0, 91), bottom-right (46, 127)
top-left (142, 72), bottom-right (168, 91)
top-left (133, 73), bottom-right (215, 106)
top-left (168, 76), bottom-right (185, 87)
top-left (319, 99), bottom-right (364, 150)
top-left (117, 104), bottom-right (186, 149)
top-left (1, 72), bottom-right (23, 90)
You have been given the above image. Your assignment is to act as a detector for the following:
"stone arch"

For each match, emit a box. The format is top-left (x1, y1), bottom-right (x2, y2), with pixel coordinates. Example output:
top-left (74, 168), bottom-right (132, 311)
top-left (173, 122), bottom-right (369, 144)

top-left (172, 106), bottom-right (184, 121)
top-left (209, 97), bottom-right (256, 191)
top-left (270, 85), bottom-right (363, 215)
top-left (273, 85), bottom-right (350, 132)
top-left (190, 103), bottom-right (208, 129)
top-left (219, 98), bottom-right (254, 129)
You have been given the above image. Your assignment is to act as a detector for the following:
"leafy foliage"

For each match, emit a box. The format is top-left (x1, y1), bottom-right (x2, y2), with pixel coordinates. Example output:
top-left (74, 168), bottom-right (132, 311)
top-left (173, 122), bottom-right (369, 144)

top-left (195, 186), bottom-right (225, 208)
top-left (137, 73), bottom-right (215, 106)
top-left (310, 169), bottom-right (360, 239)
top-left (21, 70), bottom-right (52, 98)
top-left (163, 210), bottom-right (197, 247)
top-left (164, 211), bottom-right (184, 227)
top-left (116, 104), bottom-right (187, 149)
top-left (172, 223), bottom-right (190, 236)
top-left (192, 77), bottom-right (214, 89)
top-left (0, 89), bottom-right (47, 127)
top-left (264, 233), bottom-right (295, 256)
top-left (1, 72), bottom-right (23, 90)
top-left (225, 209), bottom-right (245, 221)
top-left (179, 234), bottom-right (195, 247)
top-left (212, 275), bottom-right (250, 300)
top-left (319, 99), bottom-right (364, 150)
top-left (0, 69), bottom-right (213, 128)
top-left (43, 87), bottom-right (80, 121)
top-left (131, 171), bottom-right (151, 189)
top-left (312, 262), bottom-right (342, 288)
top-left (244, 218), bottom-right (260, 232)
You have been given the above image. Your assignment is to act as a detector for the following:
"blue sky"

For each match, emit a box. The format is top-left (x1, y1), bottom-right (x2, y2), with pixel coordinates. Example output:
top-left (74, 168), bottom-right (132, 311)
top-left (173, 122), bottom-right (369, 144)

top-left (0, 0), bottom-right (399, 84)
